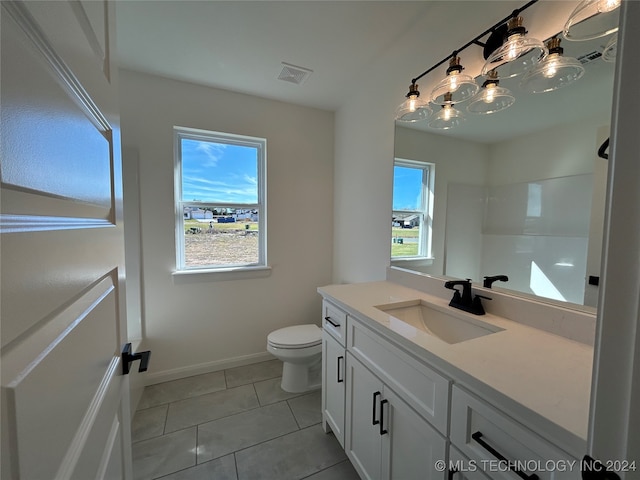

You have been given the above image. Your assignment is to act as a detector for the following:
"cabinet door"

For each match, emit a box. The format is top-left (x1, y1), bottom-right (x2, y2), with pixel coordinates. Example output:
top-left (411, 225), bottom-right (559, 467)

top-left (322, 331), bottom-right (346, 447)
top-left (381, 387), bottom-right (447, 480)
top-left (345, 353), bottom-right (384, 480)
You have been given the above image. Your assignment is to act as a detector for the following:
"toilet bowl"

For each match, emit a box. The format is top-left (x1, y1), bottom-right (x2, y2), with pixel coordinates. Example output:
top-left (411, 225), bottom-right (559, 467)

top-left (267, 324), bottom-right (322, 393)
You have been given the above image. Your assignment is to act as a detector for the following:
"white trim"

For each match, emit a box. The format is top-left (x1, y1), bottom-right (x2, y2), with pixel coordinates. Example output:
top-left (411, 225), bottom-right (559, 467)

top-left (143, 351), bottom-right (275, 386)
top-left (0, 214), bottom-right (112, 233)
top-left (392, 158), bottom-right (435, 260)
top-left (173, 126), bottom-right (267, 272)
top-left (588, 1), bottom-right (640, 470)
top-left (172, 265), bottom-right (272, 282)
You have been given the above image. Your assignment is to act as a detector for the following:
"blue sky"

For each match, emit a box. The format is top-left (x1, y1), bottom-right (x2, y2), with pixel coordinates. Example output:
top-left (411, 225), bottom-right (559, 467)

top-left (393, 165), bottom-right (422, 210)
top-left (181, 139), bottom-right (258, 203)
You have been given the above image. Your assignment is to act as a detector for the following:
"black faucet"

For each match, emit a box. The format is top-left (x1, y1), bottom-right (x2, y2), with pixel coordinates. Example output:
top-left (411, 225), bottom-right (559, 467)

top-left (444, 279), bottom-right (490, 315)
top-left (483, 275), bottom-right (509, 288)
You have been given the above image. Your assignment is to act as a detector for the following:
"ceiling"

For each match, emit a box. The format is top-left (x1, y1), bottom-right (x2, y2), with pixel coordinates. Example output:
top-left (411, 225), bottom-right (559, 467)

top-left (115, 1), bottom-right (439, 111)
top-left (115, 1), bottom-right (617, 142)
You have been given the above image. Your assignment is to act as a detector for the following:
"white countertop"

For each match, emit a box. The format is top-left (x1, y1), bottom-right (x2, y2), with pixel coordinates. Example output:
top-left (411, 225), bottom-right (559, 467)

top-left (318, 281), bottom-right (593, 457)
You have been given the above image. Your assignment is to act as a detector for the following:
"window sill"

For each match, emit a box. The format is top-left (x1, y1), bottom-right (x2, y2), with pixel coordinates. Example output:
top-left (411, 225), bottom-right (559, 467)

top-left (172, 265), bottom-right (272, 283)
top-left (391, 257), bottom-right (434, 265)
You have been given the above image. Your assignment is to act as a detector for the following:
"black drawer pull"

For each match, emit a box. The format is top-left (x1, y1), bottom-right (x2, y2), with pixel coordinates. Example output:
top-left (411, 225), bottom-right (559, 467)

top-left (324, 316), bottom-right (340, 328)
top-left (472, 432), bottom-right (539, 480)
top-left (379, 399), bottom-right (389, 435)
top-left (372, 391), bottom-right (381, 425)
top-left (337, 355), bottom-right (344, 383)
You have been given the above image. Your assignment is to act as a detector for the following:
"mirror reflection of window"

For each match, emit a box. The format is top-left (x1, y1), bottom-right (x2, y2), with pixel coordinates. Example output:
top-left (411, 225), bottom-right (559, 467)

top-left (391, 159), bottom-right (434, 260)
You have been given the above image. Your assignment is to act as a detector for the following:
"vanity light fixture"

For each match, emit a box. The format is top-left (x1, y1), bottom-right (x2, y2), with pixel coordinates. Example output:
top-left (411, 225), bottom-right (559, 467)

top-left (467, 70), bottom-right (515, 114)
top-left (430, 57), bottom-right (479, 105)
top-left (520, 37), bottom-right (585, 93)
top-left (395, 83), bottom-right (432, 123)
top-left (481, 16), bottom-right (547, 79)
top-left (563, 0), bottom-right (621, 41)
top-left (428, 92), bottom-right (466, 130)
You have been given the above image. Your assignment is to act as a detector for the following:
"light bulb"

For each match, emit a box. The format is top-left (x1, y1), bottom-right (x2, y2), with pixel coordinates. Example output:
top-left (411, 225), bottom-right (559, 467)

top-left (507, 37), bottom-right (520, 61)
top-left (443, 105), bottom-right (452, 121)
top-left (408, 96), bottom-right (417, 112)
top-left (449, 72), bottom-right (459, 91)
top-left (543, 55), bottom-right (560, 78)
top-left (484, 84), bottom-right (496, 104)
top-left (597, 0), bottom-right (620, 13)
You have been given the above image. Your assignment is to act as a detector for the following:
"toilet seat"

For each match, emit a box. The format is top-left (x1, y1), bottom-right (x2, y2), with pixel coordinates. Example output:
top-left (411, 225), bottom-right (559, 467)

top-left (267, 324), bottom-right (321, 349)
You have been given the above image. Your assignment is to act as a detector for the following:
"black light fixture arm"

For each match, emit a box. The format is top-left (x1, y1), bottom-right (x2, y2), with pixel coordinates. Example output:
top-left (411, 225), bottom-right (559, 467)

top-left (410, 0), bottom-right (540, 85)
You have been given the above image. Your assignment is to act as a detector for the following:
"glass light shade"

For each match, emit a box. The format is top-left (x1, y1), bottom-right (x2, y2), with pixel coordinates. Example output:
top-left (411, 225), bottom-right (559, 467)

top-left (520, 53), bottom-right (585, 93)
top-left (481, 33), bottom-right (546, 79)
top-left (428, 104), bottom-right (465, 129)
top-left (395, 93), bottom-right (432, 123)
top-left (467, 83), bottom-right (515, 114)
top-left (396, 83), bottom-right (432, 123)
top-left (430, 71), bottom-right (479, 104)
top-left (563, 0), bottom-right (621, 40)
top-left (602, 33), bottom-right (617, 62)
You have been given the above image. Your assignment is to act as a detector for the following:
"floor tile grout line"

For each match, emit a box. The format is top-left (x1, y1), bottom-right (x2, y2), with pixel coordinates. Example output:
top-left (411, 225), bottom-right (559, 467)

top-left (297, 459), bottom-right (351, 480)
top-left (233, 452), bottom-right (240, 480)
top-left (285, 398), bottom-right (302, 430)
top-left (137, 376), bottom-right (295, 414)
top-left (132, 424), bottom-right (198, 446)
top-left (231, 423), bottom-right (324, 458)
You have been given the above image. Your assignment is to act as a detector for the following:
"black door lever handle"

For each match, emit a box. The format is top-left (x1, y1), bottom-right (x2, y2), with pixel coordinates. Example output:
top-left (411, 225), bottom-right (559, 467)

top-left (122, 343), bottom-right (151, 375)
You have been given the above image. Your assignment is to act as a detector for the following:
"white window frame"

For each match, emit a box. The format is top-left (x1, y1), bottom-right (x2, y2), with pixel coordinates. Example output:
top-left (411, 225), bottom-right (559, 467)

top-left (173, 126), bottom-right (268, 275)
top-left (391, 158), bottom-right (434, 261)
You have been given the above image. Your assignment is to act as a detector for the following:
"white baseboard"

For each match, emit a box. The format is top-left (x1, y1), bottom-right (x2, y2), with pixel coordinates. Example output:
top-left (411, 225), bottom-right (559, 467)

top-left (143, 351), bottom-right (276, 386)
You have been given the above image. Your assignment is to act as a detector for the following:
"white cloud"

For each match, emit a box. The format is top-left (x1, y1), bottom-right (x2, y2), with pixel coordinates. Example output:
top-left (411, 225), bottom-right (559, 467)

top-left (196, 142), bottom-right (226, 167)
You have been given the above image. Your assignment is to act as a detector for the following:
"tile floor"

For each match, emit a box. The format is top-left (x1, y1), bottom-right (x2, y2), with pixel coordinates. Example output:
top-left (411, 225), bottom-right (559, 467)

top-left (132, 359), bottom-right (360, 480)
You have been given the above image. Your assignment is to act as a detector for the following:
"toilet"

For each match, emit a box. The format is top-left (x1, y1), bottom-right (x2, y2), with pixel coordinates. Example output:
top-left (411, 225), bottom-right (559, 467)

top-left (267, 324), bottom-right (322, 393)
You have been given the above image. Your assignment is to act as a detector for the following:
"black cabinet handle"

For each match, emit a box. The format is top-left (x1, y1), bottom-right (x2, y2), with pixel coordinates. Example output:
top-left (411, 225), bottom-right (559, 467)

top-left (324, 316), bottom-right (340, 328)
top-left (337, 356), bottom-right (344, 383)
top-left (472, 432), bottom-right (539, 480)
top-left (379, 399), bottom-right (389, 435)
top-left (448, 469), bottom-right (459, 480)
top-left (372, 391), bottom-right (381, 425)
top-left (122, 343), bottom-right (151, 375)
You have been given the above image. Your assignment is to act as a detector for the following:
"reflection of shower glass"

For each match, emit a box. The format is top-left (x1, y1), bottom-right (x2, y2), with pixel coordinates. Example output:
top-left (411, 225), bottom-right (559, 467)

top-left (527, 183), bottom-right (542, 217)
top-left (603, 34), bottom-right (617, 63)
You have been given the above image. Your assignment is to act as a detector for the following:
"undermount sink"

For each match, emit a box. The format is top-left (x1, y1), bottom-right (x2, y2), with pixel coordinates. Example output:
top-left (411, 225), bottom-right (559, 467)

top-left (374, 299), bottom-right (504, 344)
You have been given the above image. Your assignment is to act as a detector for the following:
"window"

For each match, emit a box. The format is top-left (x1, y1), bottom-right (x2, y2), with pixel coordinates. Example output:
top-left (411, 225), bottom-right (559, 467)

top-left (391, 159), bottom-right (434, 259)
top-left (174, 127), bottom-right (266, 272)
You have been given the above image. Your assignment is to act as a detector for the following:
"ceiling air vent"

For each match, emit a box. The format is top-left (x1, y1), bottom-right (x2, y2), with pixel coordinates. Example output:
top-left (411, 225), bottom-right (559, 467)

top-left (278, 62), bottom-right (313, 85)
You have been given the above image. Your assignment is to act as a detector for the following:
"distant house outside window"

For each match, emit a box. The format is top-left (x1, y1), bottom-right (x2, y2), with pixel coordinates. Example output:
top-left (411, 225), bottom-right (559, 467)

top-left (391, 159), bottom-right (434, 259)
top-left (174, 127), bottom-right (267, 272)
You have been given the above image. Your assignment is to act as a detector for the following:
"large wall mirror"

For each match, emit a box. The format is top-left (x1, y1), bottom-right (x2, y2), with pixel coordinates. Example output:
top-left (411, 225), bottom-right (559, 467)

top-left (393, 34), bottom-right (615, 311)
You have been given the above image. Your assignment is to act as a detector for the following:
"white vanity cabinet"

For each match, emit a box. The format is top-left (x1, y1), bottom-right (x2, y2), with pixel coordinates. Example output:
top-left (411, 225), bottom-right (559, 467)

top-left (319, 287), bottom-right (583, 480)
top-left (321, 300), bottom-right (347, 446)
top-left (345, 353), bottom-right (447, 480)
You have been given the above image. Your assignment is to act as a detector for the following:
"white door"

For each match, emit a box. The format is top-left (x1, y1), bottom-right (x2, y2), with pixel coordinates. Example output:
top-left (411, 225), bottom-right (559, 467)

top-left (381, 387), bottom-right (447, 480)
top-left (1, 1), bottom-right (132, 479)
top-left (322, 331), bottom-right (346, 446)
top-left (345, 353), bottom-right (384, 480)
